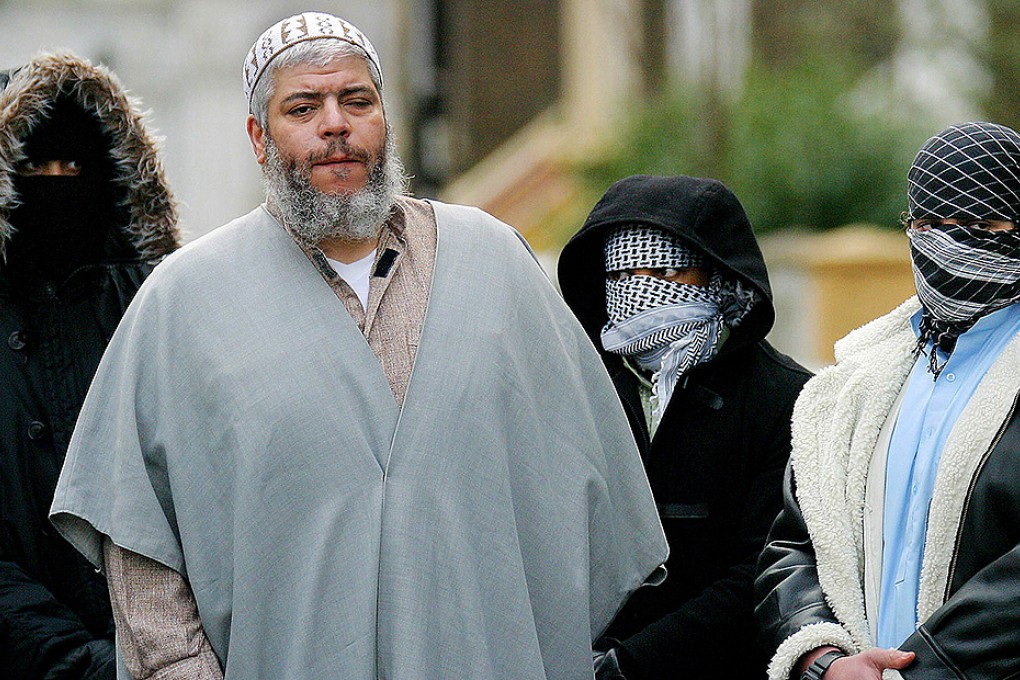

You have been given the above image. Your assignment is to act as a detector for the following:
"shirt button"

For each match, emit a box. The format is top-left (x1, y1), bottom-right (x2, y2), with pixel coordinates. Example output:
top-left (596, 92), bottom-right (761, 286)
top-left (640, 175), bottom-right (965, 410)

top-left (945, 373), bottom-right (956, 382)
top-left (8, 330), bottom-right (27, 351)
top-left (27, 421), bottom-right (48, 440)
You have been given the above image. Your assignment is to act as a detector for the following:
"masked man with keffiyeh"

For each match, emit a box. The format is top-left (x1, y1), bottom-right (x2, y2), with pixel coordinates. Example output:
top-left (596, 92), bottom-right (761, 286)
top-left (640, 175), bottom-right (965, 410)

top-left (756, 121), bottom-right (1020, 680)
top-left (559, 175), bottom-right (811, 679)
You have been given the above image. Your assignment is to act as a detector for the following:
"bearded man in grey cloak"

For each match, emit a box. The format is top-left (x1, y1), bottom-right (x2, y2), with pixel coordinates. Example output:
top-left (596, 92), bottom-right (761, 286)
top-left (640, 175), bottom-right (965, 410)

top-left (47, 12), bottom-right (667, 680)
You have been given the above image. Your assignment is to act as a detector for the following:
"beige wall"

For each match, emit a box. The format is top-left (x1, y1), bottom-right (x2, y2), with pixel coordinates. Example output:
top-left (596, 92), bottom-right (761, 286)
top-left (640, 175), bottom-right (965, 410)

top-left (763, 224), bottom-right (917, 368)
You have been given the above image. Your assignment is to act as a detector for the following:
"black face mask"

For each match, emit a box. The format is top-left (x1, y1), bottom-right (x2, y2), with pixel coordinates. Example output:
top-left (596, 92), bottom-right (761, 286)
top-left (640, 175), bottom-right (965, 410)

top-left (7, 174), bottom-right (114, 283)
top-left (4, 94), bottom-right (118, 286)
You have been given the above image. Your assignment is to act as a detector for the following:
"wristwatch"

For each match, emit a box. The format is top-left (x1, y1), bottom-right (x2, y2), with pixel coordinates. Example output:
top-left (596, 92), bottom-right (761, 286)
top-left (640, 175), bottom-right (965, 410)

top-left (800, 650), bottom-right (848, 680)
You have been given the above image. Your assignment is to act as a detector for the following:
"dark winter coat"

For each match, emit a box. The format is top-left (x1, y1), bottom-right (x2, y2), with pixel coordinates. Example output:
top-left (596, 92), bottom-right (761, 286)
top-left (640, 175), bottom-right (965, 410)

top-left (558, 175), bottom-right (811, 680)
top-left (0, 53), bottom-right (178, 678)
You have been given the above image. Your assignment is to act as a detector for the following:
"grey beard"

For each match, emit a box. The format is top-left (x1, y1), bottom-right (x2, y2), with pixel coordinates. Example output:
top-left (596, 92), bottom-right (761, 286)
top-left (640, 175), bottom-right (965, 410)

top-left (262, 130), bottom-right (406, 244)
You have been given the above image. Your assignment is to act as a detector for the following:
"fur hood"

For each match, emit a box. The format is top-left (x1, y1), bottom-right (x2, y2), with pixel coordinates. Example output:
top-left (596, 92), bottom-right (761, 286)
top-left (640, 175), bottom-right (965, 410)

top-left (0, 51), bottom-right (178, 261)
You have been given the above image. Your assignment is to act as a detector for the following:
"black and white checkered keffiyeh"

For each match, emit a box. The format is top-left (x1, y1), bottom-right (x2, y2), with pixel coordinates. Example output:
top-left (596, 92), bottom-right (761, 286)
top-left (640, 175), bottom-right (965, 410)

top-left (600, 225), bottom-right (757, 419)
top-left (604, 225), bottom-right (706, 273)
top-left (906, 122), bottom-right (1020, 376)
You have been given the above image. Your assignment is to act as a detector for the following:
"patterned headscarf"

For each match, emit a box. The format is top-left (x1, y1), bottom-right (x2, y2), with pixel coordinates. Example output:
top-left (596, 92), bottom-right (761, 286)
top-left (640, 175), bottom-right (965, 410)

top-left (600, 225), bottom-right (756, 420)
top-left (906, 122), bottom-right (1020, 376)
top-left (908, 122), bottom-right (1020, 222)
top-left (604, 225), bottom-right (706, 273)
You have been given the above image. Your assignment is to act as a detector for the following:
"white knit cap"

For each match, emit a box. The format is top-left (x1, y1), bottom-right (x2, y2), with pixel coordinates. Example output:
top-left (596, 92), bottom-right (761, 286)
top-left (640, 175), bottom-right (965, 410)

top-left (243, 12), bottom-right (383, 110)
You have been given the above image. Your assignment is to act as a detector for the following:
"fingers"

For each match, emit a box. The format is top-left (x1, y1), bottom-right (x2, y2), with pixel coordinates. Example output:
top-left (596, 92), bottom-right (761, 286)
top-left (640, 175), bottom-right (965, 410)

top-left (826, 648), bottom-right (917, 680)
top-left (861, 647), bottom-right (916, 669)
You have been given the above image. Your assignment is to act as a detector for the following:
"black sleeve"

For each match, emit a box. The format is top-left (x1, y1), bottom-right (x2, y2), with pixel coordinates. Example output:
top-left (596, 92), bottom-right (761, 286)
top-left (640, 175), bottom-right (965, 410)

top-left (0, 560), bottom-right (115, 679)
top-left (617, 394), bottom-right (798, 679)
top-left (899, 543), bottom-right (1020, 680)
top-left (754, 464), bottom-right (841, 658)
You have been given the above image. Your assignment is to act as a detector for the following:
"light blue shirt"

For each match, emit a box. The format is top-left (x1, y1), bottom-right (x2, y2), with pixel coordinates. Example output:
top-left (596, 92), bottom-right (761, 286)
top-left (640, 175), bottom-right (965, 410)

top-left (877, 303), bottom-right (1020, 648)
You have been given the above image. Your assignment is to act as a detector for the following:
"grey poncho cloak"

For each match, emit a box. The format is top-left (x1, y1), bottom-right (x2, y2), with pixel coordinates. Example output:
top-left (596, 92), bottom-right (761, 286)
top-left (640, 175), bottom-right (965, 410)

top-left (50, 202), bottom-right (667, 679)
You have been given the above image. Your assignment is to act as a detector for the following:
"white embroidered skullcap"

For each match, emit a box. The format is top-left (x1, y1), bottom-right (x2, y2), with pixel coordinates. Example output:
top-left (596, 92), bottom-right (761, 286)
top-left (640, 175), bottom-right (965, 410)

top-left (243, 12), bottom-right (383, 110)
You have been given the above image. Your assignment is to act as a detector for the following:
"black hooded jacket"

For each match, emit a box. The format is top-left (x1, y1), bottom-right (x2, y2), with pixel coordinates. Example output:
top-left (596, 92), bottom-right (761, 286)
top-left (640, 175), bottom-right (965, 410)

top-left (0, 54), bottom-right (178, 678)
top-left (558, 176), bottom-right (810, 679)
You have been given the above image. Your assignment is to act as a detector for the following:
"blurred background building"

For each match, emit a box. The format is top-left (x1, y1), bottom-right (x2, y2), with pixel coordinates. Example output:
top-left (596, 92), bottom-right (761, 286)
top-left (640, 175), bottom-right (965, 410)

top-left (2, 0), bottom-right (1019, 366)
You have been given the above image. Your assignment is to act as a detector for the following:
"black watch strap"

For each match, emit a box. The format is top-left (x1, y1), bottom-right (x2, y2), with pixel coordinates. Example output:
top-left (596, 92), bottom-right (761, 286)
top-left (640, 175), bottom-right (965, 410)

top-left (800, 650), bottom-right (848, 680)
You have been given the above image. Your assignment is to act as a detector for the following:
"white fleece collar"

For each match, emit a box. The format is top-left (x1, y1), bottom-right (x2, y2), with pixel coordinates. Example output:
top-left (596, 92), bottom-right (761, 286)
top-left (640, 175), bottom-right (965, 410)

top-left (770, 297), bottom-right (1020, 680)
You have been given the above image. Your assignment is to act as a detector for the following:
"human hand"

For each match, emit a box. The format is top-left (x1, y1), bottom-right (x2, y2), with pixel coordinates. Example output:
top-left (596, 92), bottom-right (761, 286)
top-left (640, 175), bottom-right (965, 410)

top-left (824, 648), bottom-right (914, 679)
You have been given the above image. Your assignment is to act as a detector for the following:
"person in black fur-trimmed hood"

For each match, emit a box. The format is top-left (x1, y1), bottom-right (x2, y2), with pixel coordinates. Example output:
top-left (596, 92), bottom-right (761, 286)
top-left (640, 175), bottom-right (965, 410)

top-left (558, 175), bottom-right (810, 680)
top-left (0, 52), bottom-right (178, 678)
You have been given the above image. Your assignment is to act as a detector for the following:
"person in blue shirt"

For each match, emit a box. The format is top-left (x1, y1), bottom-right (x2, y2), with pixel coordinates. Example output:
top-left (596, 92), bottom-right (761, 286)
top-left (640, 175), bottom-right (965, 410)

top-left (756, 121), bottom-right (1020, 680)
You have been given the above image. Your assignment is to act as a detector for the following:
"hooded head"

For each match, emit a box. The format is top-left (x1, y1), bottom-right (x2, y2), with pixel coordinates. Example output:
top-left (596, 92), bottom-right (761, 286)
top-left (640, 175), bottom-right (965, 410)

top-left (903, 121), bottom-right (1020, 375)
top-left (7, 93), bottom-right (119, 281)
top-left (558, 175), bottom-right (775, 364)
top-left (906, 121), bottom-right (1020, 223)
top-left (0, 52), bottom-right (178, 286)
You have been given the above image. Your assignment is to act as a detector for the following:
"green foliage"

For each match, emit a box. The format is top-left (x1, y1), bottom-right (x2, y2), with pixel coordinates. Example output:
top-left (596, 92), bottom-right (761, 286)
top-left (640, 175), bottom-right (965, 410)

top-left (986, 0), bottom-right (1020, 129)
top-left (581, 58), bottom-right (932, 234)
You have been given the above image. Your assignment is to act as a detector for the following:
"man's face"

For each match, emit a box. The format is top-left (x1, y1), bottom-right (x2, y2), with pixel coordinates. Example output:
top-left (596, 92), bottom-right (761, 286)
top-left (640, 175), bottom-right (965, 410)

top-left (247, 55), bottom-right (386, 196)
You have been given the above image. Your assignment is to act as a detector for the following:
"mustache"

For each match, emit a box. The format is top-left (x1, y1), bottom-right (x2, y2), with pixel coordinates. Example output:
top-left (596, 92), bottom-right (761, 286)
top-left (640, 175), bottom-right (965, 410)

top-left (302, 137), bottom-right (372, 167)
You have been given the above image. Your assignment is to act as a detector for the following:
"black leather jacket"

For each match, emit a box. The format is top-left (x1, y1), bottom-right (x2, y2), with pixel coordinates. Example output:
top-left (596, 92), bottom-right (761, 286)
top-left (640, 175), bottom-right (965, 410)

top-left (757, 350), bottom-right (1020, 680)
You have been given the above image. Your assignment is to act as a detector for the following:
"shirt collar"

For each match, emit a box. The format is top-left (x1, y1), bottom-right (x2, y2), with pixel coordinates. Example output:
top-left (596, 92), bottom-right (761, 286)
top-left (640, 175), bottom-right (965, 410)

top-left (912, 301), bottom-right (1020, 344)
